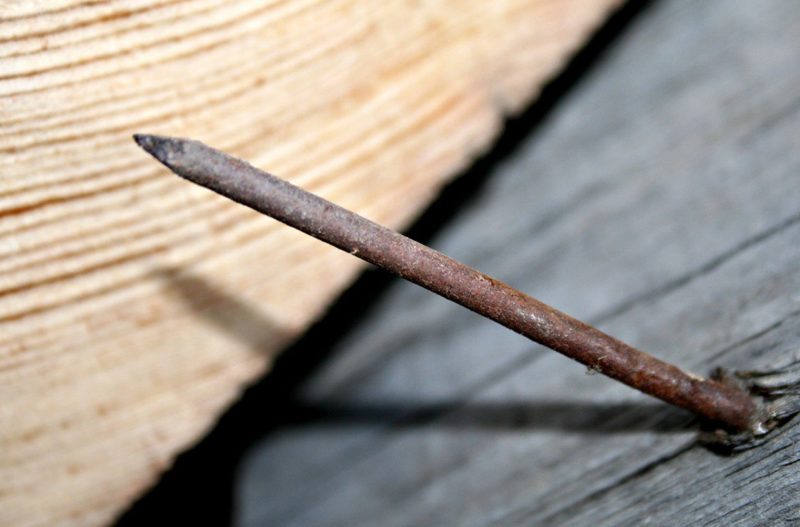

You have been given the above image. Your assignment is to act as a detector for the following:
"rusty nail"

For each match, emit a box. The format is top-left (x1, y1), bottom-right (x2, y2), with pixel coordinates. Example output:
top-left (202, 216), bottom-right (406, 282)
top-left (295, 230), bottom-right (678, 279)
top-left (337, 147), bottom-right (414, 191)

top-left (134, 134), bottom-right (767, 435)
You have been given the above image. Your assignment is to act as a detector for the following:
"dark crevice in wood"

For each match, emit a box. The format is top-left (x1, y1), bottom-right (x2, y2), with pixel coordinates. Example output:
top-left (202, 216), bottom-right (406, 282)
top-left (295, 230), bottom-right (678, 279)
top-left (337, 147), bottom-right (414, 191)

top-left (707, 306), bottom-right (800, 364)
top-left (594, 209), bottom-right (800, 325)
top-left (779, 456), bottom-right (800, 468)
top-left (723, 438), bottom-right (794, 478)
top-left (741, 93), bottom-right (800, 142)
top-left (724, 426), bottom-right (797, 482)
top-left (535, 441), bottom-right (696, 526)
top-left (399, 1), bottom-right (658, 252)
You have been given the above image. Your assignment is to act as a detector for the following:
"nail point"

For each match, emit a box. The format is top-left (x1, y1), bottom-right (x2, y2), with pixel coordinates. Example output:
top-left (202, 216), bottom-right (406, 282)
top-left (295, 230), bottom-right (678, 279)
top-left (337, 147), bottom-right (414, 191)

top-left (133, 134), bottom-right (182, 169)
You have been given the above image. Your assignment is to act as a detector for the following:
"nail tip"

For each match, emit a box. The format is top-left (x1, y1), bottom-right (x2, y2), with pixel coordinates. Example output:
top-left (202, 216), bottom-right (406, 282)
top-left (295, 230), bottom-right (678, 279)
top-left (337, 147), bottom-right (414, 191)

top-left (132, 133), bottom-right (177, 165)
top-left (132, 133), bottom-right (157, 153)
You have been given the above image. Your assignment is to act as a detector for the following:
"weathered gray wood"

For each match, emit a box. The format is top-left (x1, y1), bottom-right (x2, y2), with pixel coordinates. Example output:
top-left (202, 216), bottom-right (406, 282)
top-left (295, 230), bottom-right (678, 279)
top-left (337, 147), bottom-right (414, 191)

top-left (235, 1), bottom-right (800, 525)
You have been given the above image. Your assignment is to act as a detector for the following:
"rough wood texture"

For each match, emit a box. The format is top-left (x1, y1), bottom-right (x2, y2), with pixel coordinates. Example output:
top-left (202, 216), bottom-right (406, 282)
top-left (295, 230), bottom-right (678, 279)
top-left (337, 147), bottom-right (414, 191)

top-left (230, 1), bottom-right (800, 525)
top-left (0, 1), bottom-right (623, 526)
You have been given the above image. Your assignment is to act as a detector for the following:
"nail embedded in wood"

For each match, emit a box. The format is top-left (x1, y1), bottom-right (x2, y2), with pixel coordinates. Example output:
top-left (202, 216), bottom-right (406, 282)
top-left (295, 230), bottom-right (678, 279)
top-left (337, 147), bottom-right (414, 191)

top-left (701, 362), bottom-right (800, 451)
top-left (134, 134), bottom-right (787, 439)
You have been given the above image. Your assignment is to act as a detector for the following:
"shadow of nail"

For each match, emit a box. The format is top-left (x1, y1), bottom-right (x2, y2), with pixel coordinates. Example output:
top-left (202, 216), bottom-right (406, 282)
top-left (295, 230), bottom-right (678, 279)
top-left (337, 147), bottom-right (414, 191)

top-left (115, 267), bottom-right (295, 527)
top-left (151, 266), bottom-right (292, 356)
top-left (282, 398), bottom-right (695, 434)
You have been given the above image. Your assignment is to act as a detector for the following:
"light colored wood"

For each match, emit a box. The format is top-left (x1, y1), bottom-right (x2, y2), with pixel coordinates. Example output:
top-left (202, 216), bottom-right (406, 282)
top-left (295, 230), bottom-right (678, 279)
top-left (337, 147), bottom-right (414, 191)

top-left (230, 1), bottom-right (800, 525)
top-left (0, 1), bottom-right (622, 525)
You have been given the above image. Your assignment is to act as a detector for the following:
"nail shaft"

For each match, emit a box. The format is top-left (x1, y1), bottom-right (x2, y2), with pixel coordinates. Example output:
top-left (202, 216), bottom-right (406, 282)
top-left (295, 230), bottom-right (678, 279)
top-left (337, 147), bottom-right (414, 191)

top-left (135, 134), bottom-right (762, 432)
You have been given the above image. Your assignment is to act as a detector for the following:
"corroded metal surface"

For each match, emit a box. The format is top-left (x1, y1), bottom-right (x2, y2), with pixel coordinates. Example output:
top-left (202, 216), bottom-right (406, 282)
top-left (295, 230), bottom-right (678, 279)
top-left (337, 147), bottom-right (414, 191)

top-left (135, 134), bottom-right (764, 433)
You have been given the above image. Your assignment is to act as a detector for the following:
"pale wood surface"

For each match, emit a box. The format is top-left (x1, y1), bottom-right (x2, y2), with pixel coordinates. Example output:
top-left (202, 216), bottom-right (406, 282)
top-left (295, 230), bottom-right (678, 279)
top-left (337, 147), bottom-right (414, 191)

top-left (0, 1), bottom-right (623, 526)
top-left (211, 1), bottom-right (799, 525)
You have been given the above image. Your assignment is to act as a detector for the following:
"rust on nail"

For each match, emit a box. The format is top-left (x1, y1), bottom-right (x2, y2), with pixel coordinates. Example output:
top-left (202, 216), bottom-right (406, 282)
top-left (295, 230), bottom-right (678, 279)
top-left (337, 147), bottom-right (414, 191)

top-left (134, 134), bottom-right (766, 435)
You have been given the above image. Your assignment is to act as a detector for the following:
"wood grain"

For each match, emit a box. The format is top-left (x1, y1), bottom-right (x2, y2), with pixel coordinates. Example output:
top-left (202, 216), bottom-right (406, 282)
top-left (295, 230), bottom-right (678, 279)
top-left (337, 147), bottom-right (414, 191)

top-left (0, 1), bottom-right (622, 525)
top-left (233, 1), bottom-right (800, 525)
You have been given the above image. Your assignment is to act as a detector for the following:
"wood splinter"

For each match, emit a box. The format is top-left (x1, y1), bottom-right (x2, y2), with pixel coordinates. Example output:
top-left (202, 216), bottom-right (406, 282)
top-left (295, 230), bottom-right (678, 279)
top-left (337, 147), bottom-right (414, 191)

top-left (134, 134), bottom-right (798, 446)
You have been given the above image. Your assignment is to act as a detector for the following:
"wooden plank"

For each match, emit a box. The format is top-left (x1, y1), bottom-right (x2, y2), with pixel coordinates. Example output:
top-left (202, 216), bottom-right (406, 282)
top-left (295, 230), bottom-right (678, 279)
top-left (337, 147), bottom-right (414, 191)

top-left (231, 0), bottom-right (800, 525)
top-left (0, 1), bottom-right (624, 526)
